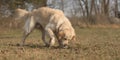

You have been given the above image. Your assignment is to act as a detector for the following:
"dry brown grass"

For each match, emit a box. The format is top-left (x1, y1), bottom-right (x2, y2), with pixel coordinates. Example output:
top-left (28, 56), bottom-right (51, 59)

top-left (0, 27), bottom-right (120, 60)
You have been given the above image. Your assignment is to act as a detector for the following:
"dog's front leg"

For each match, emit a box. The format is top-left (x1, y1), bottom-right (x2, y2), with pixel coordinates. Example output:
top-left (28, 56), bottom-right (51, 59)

top-left (45, 27), bottom-right (55, 47)
top-left (41, 30), bottom-right (50, 47)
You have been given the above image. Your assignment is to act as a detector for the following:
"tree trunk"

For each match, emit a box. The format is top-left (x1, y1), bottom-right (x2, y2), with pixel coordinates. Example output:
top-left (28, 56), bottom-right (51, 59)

top-left (61, 0), bottom-right (64, 12)
top-left (78, 0), bottom-right (85, 17)
top-left (115, 0), bottom-right (118, 17)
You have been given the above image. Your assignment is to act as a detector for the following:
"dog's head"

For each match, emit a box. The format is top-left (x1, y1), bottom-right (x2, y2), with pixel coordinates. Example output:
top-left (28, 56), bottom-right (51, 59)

top-left (58, 28), bottom-right (76, 48)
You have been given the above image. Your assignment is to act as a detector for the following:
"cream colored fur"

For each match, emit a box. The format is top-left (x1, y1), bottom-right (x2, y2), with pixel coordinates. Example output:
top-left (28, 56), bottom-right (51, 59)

top-left (15, 7), bottom-right (76, 48)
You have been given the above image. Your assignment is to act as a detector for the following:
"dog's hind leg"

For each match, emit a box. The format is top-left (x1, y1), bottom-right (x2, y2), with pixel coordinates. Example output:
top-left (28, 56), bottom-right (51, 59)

top-left (21, 16), bottom-right (35, 46)
top-left (21, 31), bottom-right (31, 46)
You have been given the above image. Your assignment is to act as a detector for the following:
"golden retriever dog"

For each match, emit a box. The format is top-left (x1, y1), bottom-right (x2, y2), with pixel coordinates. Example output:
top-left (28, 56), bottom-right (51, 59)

top-left (15, 7), bottom-right (76, 48)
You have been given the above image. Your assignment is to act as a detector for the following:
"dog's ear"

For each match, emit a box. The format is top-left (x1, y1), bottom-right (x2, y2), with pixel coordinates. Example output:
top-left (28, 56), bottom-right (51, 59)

top-left (71, 35), bottom-right (76, 41)
top-left (58, 31), bottom-right (64, 39)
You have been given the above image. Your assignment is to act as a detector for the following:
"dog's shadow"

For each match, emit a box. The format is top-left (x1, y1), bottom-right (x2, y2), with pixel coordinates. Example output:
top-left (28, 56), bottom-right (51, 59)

top-left (9, 43), bottom-right (61, 49)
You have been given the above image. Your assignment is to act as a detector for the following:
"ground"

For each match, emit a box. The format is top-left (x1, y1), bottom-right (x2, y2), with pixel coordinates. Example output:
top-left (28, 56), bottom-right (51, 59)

top-left (0, 27), bottom-right (120, 60)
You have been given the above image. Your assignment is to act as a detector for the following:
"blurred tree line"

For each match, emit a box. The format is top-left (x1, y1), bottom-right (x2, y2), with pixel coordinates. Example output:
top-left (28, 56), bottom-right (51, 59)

top-left (0, 0), bottom-right (120, 28)
top-left (0, 0), bottom-right (46, 9)
top-left (0, 0), bottom-right (119, 20)
top-left (71, 0), bottom-right (120, 25)
top-left (77, 0), bottom-right (119, 17)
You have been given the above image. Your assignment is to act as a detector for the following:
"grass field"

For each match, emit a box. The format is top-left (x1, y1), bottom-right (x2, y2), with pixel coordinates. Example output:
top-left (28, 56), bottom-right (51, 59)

top-left (0, 27), bottom-right (120, 60)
